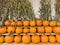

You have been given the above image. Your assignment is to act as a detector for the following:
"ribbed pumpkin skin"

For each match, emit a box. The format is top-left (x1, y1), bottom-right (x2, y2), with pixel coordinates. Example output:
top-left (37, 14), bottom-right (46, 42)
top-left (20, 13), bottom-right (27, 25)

top-left (45, 27), bottom-right (52, 33)
top-left (14, 36), bottom-right (21, 43)
top-left (41, 35), bottom-right (48, 43)
top-left (32, 35), bottom-right (40, 44)
top-left (4, 20), bottom-right (11, 26)
top-left (49, 36), bottom-right (56, 43)
top-left (0, 27), bottom-right (6, 34)
top-left (0, 36), bottom-right (4, 43)
top-left (16, 27), bottom-right (22, 34)
top-left (5, 35), bottom-right (14, 43)
top-left (22, 35), bottom-right (31, 44)
top-left (23, 20), bottom-right (29, 26)
top-left (56, 35), bottom-right (60, 43)
top-left (37, 27), bottom-right (44, 33)
top-left (30, 21), bottom-right (36, 26)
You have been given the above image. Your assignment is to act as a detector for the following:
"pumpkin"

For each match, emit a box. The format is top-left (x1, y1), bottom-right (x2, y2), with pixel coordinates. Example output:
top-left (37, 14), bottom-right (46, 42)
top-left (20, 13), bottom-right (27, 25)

top-left (56, 34), bottom-right (60, 43)
top-left (50, 21), bottom-right (56, 26)
top-left (49, 35), bottom-right (56, 43)
top-left (16, 21), bottom-right (22, 26)
top-left (16, 27), bottom-right (22, 34)
top-left (37, 27), bottom-right (44, 33)
top-left (53, 27), bottom-right (60, 34)
top-left (36, 20), bottom-right (42, 26)
top-left (57, 22), bottom-right (60, 26)
top-left (14, 36), bottom-right (21, 43)
top-left (4, 20), bottom-right (11, 26)
top-left (32, 35), bottom-right (40, 44)
top-left (41, 35), bottom-right (48, 43)
top-left (0, 27), bottom-right (6, 34)
top-left (5, 35), bottom-right (14, 43)
top-left (7, 26), bottom-right (15, 33)
top-left (23, 20), bottom-right (29, 26)
top-left (22, 35), bottom-right (31, 44)
top-left (0, 35), bottom-right (4, 43)
top-left (30, 27), bottom-right (36, 33)
top-left (43, 20), bottom-right (49, 26)
top-left (23, 27), bottom-right (29, 33)
top-left (45, 27), bottom-right (52, 33)
top-left (11, 21), bottom-right (16, 26)
top-left (30, 20), bottom-right (36, 26)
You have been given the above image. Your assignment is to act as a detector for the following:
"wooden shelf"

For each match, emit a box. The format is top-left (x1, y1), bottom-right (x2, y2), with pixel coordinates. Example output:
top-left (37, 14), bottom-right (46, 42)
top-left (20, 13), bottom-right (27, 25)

top-left (1, 33), bottom-right (56, 35)
top-left (0, 43), bottom-right (60, 45)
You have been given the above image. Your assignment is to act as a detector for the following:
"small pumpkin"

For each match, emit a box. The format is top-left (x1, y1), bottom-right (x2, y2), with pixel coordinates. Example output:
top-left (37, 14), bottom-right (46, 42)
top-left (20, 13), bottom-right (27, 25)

top-left (37, 27), bottom-right (44, 33)
top-left (23, 20), bottom-right (29, 26)
top-left (0, 27), bottom-right (6, 34)
top-left (23, 27), bottom-right (29, 33)
top-left (32, 35), bottom-right (40, 44)
top-left (50, 21), bottom-right (56, 26)
top-left (43, 20), bottom-right (49, 26)
top-left (45, 26), bottom-right (52, 33)
top-left (14, 36), bottom-right (21, 43)
top-left (11, 21), bottom-right (16, 26)
top-left (5, 35), bottom-right (14, 43)
top-left (49, 35), bottom-right (56, 43)
top-left (30, 27), bottom-right (36, 33)
top-left (53, 27), bottom-right (60, 34)
top-left (22, 35), bottom-right (31, 44)
top-left (30, 20), bottom-right (36, 26)
top-left (16, 21), bottom-right (22, 26)
top-left (16, 27), bottom-right (22, 34)
top-left (7, 26), bottom-right (15, 33)
top-left (0, 35), bottom-right (4, 43)
top-left (57, 22), bottom-right (60, 26)
top-left (56, 34), bottom-right (60, 43)
top-left (41, 35), bottom-right (48, 43)
top-left (36, 20), bottom-right (42, 26)
top-left (4, 20), bottom-right (11, 26)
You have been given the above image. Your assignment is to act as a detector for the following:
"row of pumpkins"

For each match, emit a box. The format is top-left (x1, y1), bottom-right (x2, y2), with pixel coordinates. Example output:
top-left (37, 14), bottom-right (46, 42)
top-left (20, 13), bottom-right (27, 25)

top-left (4, 20), bottom-right (60, 26)
top-left (0, 34), bottom-right (60, 43)
top-left (0, 26), bottom-right (60, 34)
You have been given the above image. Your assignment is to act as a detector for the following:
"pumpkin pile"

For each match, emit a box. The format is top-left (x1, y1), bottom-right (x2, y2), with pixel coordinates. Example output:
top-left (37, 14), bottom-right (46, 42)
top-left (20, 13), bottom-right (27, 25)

top-left (0, 20), bottom-right (60, 34)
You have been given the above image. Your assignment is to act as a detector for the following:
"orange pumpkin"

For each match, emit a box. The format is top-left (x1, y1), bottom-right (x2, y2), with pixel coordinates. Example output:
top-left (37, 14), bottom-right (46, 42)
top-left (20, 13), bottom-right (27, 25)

top-left (7, 26), bottom-right (15, 33)
top-left (11, 21), bottom-right (16, 26)
top-left (37, 27), bottom-right (44, 33)
top-left (5, 35), bottom-right (14, 43)
top-left (36, 20), bottom-right (42, 26)
top-left (49, 35), bottom-right (56, 43)
top-left (0, 36), bottom-right (4, 43)
top-left (56, 34), bottom-right (60, 43)
top-left (30, 20), bottom-right (36, 26)
top-left (32, 35), bottom-right (40, 44)
top-left (23, 20), bottom-right (29, 26)
top-left (57, 22), bottom-right (60, 26)
top-left (22, 35), bottom-right (31, 44)
top-left (45, 27), bottom-right (52, 33)
top-left (4, 20), bottom-right (11, 26)
top-left (53, 27), bottom-right (60, 34)
top-left (23, 27), bottom-right (29, 33)
top-left (0, 27), bottom-right (6, 34)
top-left (16, 27), bottom-right (22, 34)
top-left (30, 27), bottom-right (36, 33)
top-left (41, 35), bottom-right (48, 43)
top-left (43, 20), bottom-right (49, 26)
top-left (16, 21), bottom-right (22, 26)
top-left (14, 36), bottom-right (21, 43)
top-left (50, 21), bottom-right (56, 26)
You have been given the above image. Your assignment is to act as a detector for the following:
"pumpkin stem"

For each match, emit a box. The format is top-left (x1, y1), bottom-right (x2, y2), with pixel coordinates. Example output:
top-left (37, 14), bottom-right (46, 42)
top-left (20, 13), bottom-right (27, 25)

top-left (0, 34), bottom-right (2, 36)
top-left (8, 31), bottom-right (13, 35)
